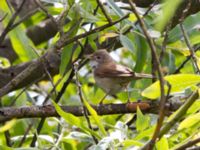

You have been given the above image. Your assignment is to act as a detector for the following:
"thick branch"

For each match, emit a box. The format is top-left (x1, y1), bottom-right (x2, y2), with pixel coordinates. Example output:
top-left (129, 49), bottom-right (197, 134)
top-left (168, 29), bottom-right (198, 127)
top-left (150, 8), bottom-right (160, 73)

top-left (0, 0), bottom-right (200, 96)
top-left (121, 0), bottom-right (200, 28)
top-left (0, 101), bottom-right (182, 123)
top-left (1, 0), bottom-right (200, 62)
top-left (0, 51), bottom-right (60, 94)
top-left (0, 15), bottom-right (129, 96)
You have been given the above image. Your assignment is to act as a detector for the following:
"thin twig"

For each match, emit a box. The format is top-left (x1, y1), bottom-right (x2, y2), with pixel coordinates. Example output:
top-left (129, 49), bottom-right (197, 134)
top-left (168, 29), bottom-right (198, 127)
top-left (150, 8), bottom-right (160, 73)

top-left (55, 13), bottom-right (129, 49)
top-left (123, 0), bottom-right (158, 35)
top-left (175, 137), bottom-right (200, 150)
top-left (180, 23), bottom-right (200, 73)
top-left (29, 5), bottom-right (100, 145)
top-left (11, 7), bottom-right (39, 29)
top-left (4, 131), bottom-right (12, 147)
top-left (30, 70), bottom-right (75, 147)
top-left (56, 2), bottom-right (75, 36)
top-left (174, 46), bottom-right (200, 74)
top-left (18, 123), bottom-right (33, 147)
top-left (128, 1), bottom-right (166, 150)
top-left (1, 4), bottom-right (46, 38)
top-left (0, 0), bottom-right (26, 45)
top-left (9, 74), bottom-right (46, 106)
top-left (159, 23), bottom-right (171, 62)
top-left (178, 0), bottom-right (192, 23)
top-left (0, 100), bottom-right (12, 147)
top-left (96, 0), bottom-right (112, 24)
top-left (31, 47), bottom-right (57, 97)
top-left (5, 0), bottom-right (13, 14)
top-left (0, 13), bottom-right (8, 22)
top-left (34, 0), bottom-right (57, 27)
top-left (74, 60), bottom-right (98, 144)
top-left (0, 14), bottom-right (129, 98)
top-left (159, 90), bottom-right (199, 138)
top-left (53, 124), bottom-right (64, 148)
top-left (30, 48), bottom-right (85, 147)
top-left (30, 117), bottom-right (45, 147)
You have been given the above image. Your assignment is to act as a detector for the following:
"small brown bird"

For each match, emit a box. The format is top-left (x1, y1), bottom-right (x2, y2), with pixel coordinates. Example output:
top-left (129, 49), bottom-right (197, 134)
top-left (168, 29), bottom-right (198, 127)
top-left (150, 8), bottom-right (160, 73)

top-left (87, 49), bottom-right (153, 104)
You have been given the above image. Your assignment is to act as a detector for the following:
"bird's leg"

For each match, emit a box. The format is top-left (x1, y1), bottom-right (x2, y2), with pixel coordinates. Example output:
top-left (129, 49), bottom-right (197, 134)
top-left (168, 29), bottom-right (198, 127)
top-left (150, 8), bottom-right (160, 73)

top-left (126, 86), bottom-right (130, 103)
top-left (99, 93), bottom-right (108, 105)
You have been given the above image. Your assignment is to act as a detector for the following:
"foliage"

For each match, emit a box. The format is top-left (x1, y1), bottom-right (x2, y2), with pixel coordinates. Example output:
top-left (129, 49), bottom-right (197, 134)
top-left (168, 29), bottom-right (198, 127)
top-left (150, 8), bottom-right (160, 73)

top-left (0, 0), bottom-right (200, 149)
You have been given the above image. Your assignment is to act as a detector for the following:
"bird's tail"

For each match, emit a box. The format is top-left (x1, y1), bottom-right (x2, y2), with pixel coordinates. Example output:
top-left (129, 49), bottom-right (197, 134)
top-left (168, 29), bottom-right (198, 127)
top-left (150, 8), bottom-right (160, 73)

top-left (134, 73), bottom-right (155, 79)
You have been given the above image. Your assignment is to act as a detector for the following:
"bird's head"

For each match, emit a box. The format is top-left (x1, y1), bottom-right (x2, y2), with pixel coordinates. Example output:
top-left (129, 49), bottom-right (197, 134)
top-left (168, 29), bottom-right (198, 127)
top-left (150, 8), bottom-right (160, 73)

top-left (86, 49), bottom-right (114, 69)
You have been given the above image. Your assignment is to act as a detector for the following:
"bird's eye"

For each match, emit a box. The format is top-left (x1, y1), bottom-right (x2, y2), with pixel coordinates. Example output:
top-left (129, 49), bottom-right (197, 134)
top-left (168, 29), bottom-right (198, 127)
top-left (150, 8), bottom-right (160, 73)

top-left (96, 56), bottom-right (101, 59)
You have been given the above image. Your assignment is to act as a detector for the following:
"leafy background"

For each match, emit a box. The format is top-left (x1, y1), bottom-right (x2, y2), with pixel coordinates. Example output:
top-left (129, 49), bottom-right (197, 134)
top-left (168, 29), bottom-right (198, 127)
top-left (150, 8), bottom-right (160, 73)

top-left (0, 0), bottom-right (200, 149)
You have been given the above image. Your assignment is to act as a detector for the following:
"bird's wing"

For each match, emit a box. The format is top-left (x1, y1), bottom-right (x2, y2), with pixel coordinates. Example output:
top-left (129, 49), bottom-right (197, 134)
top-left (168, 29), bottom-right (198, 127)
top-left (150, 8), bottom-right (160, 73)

top-left (95, 64), bottom-right (154, 79)
top-left (94, 64), bottom-right (133, 78)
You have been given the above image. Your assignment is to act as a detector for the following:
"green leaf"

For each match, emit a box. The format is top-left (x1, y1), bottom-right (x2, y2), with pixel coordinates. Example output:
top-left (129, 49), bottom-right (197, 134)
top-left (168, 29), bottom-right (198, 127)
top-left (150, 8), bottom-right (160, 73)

top-left (0, 145), bottom-right (12, 150)
top-left (156, 137), bottom-right (169, 150)
top-left (107, 0), bottom-right (124, 17)
top-left (53, 101), bottom-right (82, 127)
top-left (186, 99), bottom-right (200, 114)
top-left (0, 0), bottom-right (37, 62)
top-left (120, 34), bottom-right (135, 53)
top-left (0, 119), bottom-right (16, 132)
top-left (59, 44), bottom-right (73, 75)
top-left (68, 0), bottom-right (75, 6)
top-left (82, 98), bottom-right (107, 136)
top-left (178, 113), bottom-right (200, 130)
top-left (9, 26), bottom-right (37, 61)
top-left (134, 33), bottom-right (148, 72)
top-left (65, 131), bottom-right (93, 143)
top-left (133, 126), bottom-right (155, 140)
top-left (155, 0), bottom-right (183, 31)
top-left (77, 4), bottom-right (99, 22)
top-left (52, 101), bottom-right (101, 139)
top-left (107, 0), bottom-right (133, 27)
top-left (136, 107), bottom-right (150, 132)
top-left (40, 0), bottom-right (67, 4)
top-left (142, 74), bottom-right (200, 99)
top-left (123, 140), bottom-right (143, 147)
top-left (168, 13), bottom-right (200, 43)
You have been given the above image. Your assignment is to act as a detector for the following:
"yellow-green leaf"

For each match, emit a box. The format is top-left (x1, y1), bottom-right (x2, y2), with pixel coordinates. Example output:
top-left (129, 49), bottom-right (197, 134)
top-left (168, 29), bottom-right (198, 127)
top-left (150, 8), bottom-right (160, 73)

top-left (123, 139), bottom-right (143, 147)
top-left (142, 74), bottom-right (200, 99)
top-left (0, 145), bottom-right (13, 150)
top-left (136, 107), bottom-right (150, 132)
top-left (99, 32), bottom-right (118, 43)
top-left (59, 44), bottom-right (73, 75)
top-left (82, 99), bottom-right (107, 136)
top-left (52, 101), bottom-right (100, 139)
top-left (128, 13), bottom-right (137, 22)
top-left (0, 119), bottom-right (16, 132)
top-left (178, 113), bottom-right (200, 130)
top-left (155, 0), bottom-right (182, 31)
top-left (0, 0), bottom-right (37, 62)
top-left (156, 137), bottom-right (169, 150)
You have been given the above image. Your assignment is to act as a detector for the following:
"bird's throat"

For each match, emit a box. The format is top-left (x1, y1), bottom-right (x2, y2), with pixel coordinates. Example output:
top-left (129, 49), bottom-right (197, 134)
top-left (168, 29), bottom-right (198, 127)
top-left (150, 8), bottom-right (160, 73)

top-left (89, 60), bottom-right (98, 69)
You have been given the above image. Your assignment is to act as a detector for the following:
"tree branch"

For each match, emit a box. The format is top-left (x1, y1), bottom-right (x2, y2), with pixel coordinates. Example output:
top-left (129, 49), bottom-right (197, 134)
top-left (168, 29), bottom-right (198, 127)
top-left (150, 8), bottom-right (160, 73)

top-left (0, 0), bottom-right (26, 45)
top-left (0, 101), bottom-right (182, 123)
top-left (0, 14), bottom-right (129, 97)
top-left (128, 2), bottom-right (166, 149)
top-left (158, 90), bottom-right (199, 138)
top-left (175, 136), bottom-right (200, 150)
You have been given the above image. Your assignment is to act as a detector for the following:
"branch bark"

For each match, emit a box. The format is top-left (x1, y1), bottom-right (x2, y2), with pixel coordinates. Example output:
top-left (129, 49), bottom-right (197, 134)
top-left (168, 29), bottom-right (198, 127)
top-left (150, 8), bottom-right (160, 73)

top-left (0, 0), bottom-right (200, 97)
top-left (0, 14), bottom-right (129, 97)
top-left (0, 101), bottom-right (182, 123)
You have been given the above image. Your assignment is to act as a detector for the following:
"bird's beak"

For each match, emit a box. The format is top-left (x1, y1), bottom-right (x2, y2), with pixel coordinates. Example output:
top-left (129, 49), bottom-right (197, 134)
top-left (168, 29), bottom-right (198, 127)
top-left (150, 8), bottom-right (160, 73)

top-left (84, 54), bottom-right (93, 59)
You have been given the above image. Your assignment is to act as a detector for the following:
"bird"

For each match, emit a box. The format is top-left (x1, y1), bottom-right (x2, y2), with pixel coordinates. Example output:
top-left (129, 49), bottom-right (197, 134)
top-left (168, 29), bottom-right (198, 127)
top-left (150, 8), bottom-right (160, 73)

top-left (86, 49), bottom-right (154, 104)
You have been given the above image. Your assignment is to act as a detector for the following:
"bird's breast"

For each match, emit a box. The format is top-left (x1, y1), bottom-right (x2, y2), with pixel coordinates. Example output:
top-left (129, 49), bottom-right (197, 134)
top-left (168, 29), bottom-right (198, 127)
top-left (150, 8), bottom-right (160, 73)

top-left (94, 76), bottom-right (128, 95)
